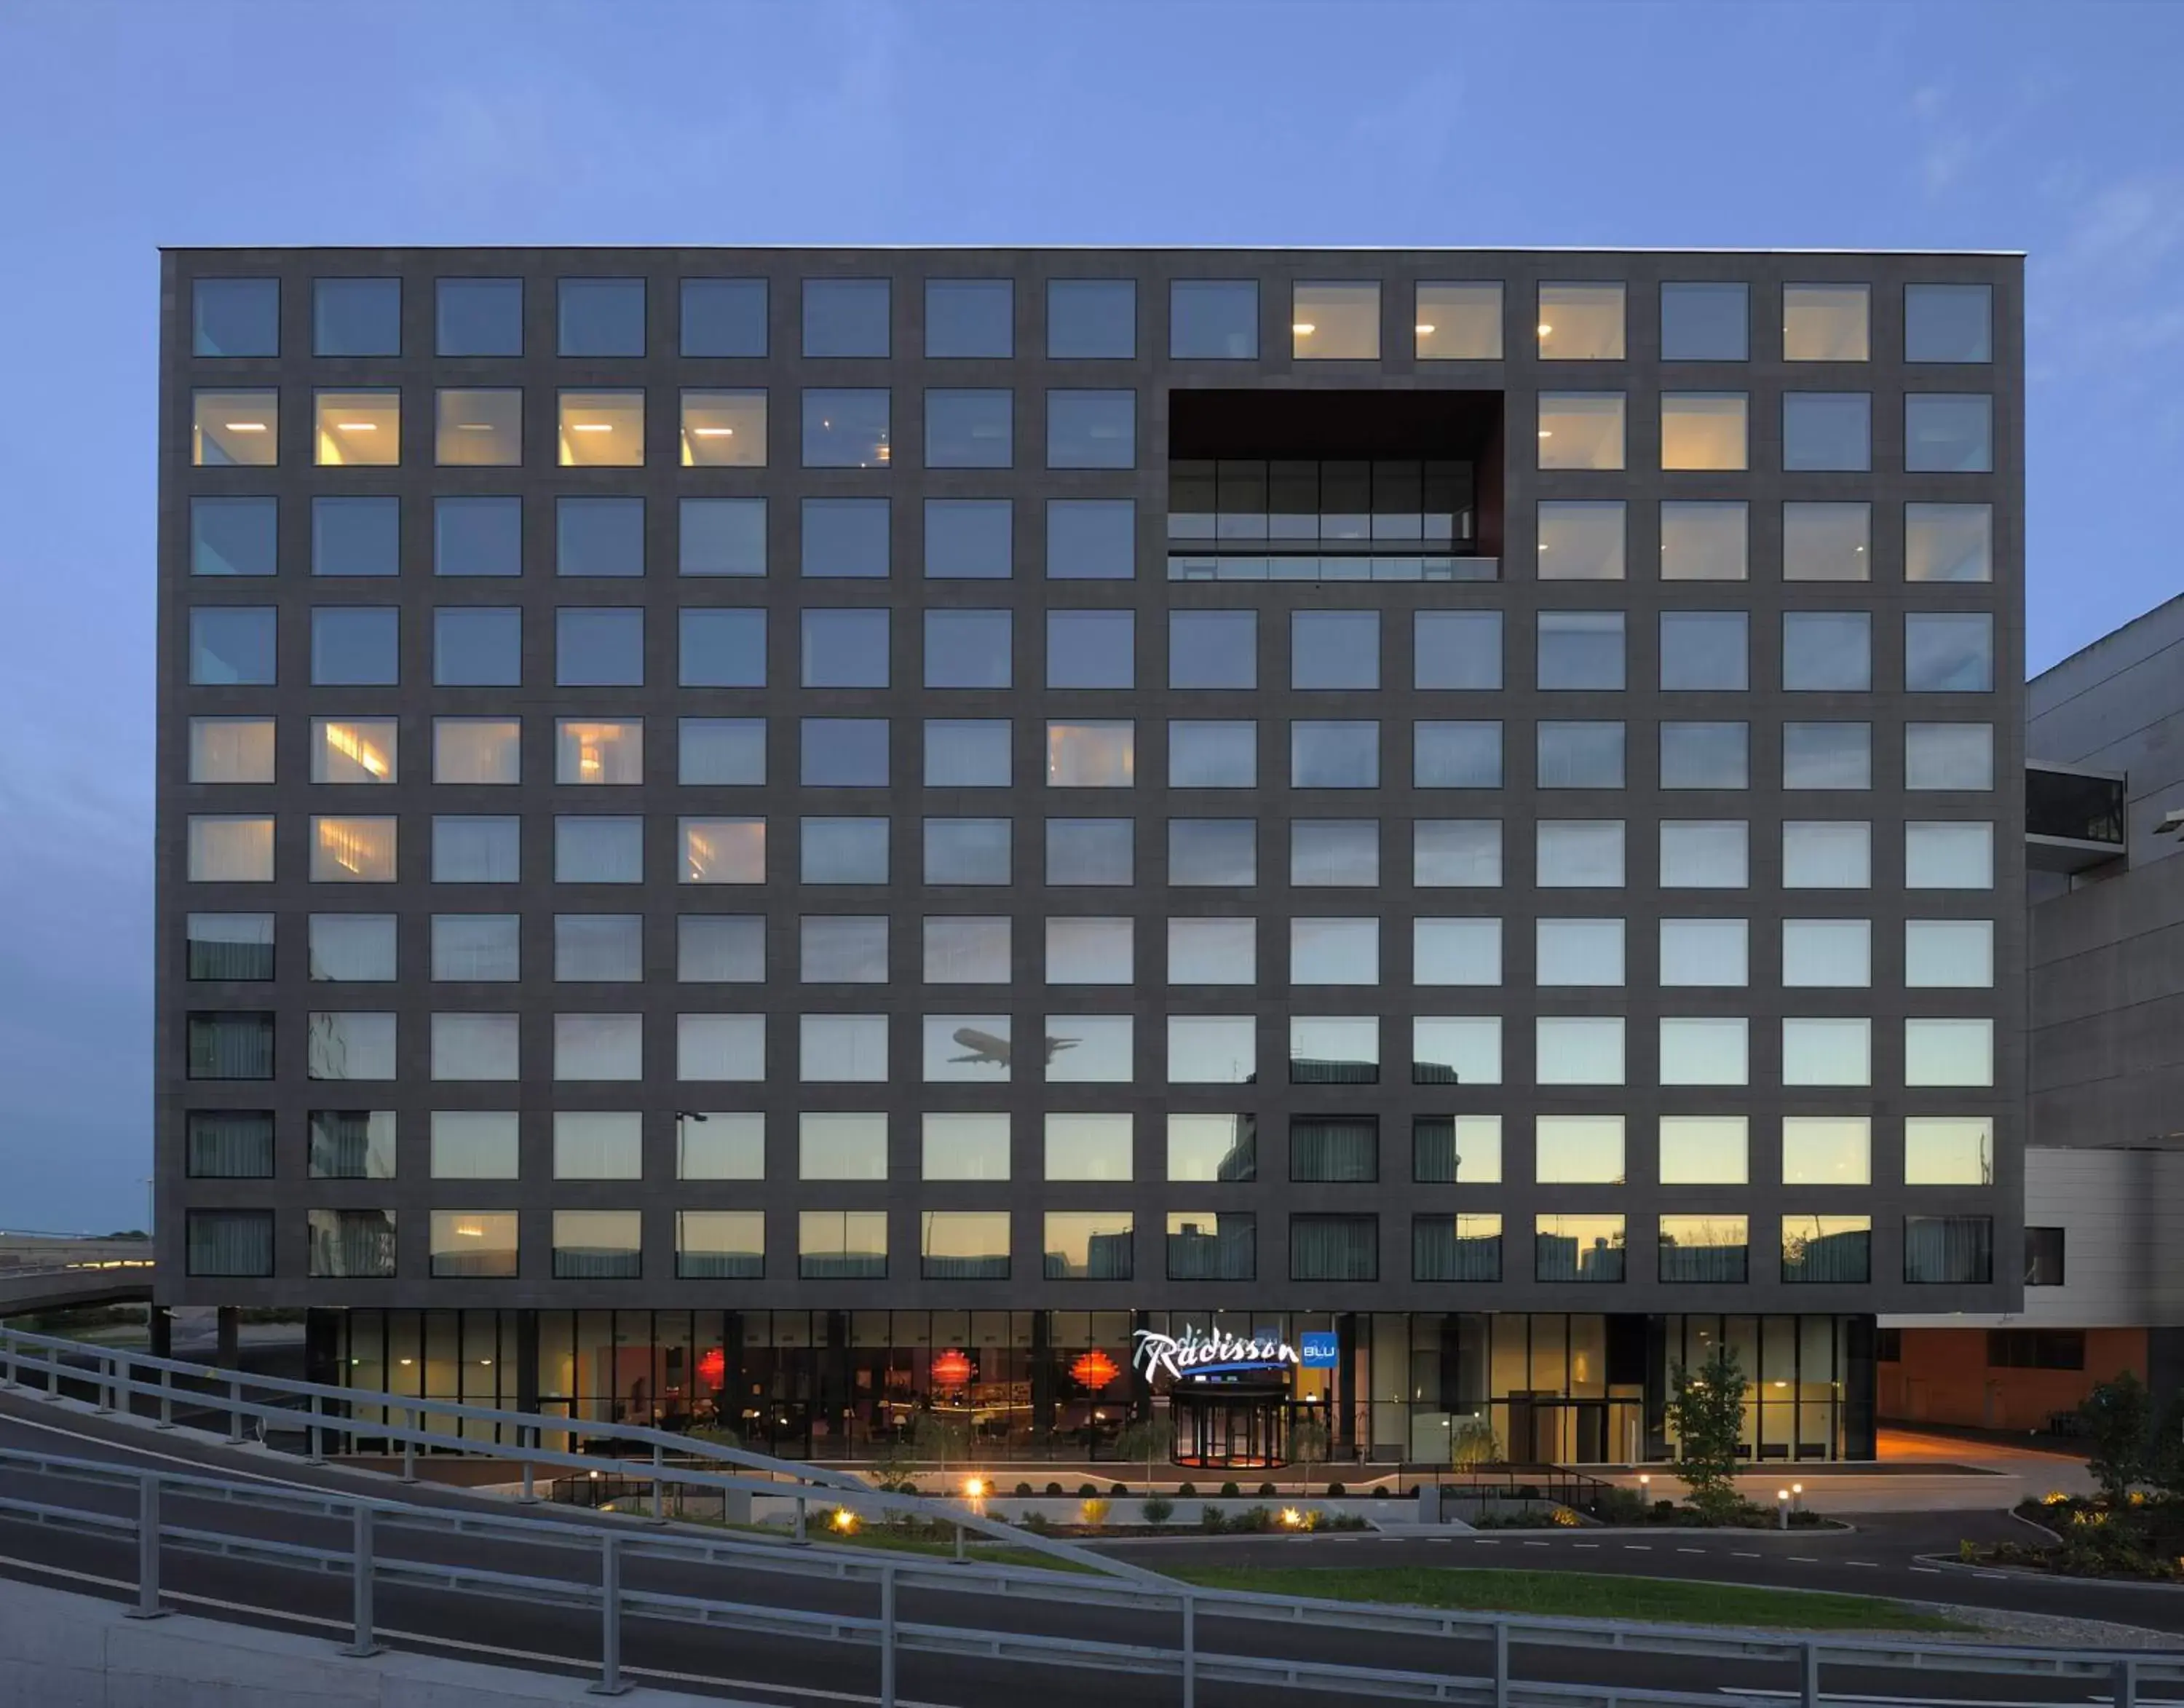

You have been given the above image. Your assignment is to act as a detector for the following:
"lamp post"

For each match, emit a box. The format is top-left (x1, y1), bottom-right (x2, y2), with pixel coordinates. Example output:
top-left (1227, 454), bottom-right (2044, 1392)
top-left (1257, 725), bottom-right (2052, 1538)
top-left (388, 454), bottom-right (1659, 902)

top-left (1775, 1488), bottom-right (1789, 1530)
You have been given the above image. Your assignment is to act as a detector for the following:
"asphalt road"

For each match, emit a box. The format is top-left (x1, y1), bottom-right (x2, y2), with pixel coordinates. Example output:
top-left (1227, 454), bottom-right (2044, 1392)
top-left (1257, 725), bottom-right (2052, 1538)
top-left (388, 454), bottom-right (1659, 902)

top-left (0, 1390), bottom-right (2174, 1708)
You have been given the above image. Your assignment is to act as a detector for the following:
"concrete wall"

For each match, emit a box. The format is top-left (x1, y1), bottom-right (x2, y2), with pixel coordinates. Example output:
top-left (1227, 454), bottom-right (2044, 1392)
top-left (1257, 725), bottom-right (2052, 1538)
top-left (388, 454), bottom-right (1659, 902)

top-left (0, 1574), bottom-right (717, 1707)
top-left (1878, 1323), bottom-right (2145, 1431)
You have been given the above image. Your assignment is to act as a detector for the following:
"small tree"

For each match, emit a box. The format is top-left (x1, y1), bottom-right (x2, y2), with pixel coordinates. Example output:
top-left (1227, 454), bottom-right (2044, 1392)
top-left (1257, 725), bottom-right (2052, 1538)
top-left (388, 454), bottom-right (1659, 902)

top-left (1666, 1345), bottom-right (1747, 1523)
top-left (911, 1410), bottom-right (970, 1480)
top-left (2149, 1392), bottom-right (2184, 1503)
top-left (1450, 1416), bottom-right (1500, 1469)
top-left (1114, 1415), bottom-right (1169, 1485)
top-left (1289, 1415), bottom-right (1331, 1495)
top-left (2081, 1372), bottom-right (2154, 1506)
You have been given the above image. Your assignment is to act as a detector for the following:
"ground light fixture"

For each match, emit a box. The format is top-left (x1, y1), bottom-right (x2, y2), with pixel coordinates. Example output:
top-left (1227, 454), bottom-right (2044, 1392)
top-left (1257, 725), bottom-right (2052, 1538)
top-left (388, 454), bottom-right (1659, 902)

top-left (1776, 1488), bottom-right (1790, 1530)
top-left (831, 1507), bottom-right (858, 1535)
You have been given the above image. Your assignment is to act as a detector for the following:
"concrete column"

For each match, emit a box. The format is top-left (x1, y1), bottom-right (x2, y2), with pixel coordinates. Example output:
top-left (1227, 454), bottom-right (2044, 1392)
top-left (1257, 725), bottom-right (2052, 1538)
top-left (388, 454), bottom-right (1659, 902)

top-left (215, 1307), bottom-right (240, 1367)
top-left (147, 1307), bottom-right (173, 1361)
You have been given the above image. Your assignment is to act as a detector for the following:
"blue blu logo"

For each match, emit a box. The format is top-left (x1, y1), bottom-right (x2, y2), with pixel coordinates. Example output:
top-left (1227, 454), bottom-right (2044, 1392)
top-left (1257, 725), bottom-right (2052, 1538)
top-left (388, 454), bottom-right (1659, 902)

top-left (1298, 1332), bottom-right (1340, 1369)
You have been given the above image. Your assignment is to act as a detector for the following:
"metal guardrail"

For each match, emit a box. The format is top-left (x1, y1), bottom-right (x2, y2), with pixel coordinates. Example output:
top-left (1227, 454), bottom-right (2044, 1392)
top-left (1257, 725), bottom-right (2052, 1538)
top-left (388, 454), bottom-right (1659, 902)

top-left (0, 1322), bottom-right (1145, 1583)
top-left (4, 1446), bottom-right (2177, 1707)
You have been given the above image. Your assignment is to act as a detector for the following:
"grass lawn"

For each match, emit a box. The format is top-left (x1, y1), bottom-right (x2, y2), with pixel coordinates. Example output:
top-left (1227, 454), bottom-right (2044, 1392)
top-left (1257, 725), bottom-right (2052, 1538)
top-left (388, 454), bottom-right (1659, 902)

top-left (1172, 1566), bottom-right (1971, 1632)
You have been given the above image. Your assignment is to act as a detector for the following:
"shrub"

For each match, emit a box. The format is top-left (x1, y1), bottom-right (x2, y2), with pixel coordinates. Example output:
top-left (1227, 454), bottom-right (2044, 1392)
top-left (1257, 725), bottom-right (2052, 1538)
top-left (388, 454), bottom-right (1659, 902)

top-left (1177, 1481), bottom-right (1198, 1498)
top-left (1372, 1485), bottom-right (1390, 1499)
top-left (2082, 1373), bottom-right (2154, 1505)
top-left (1593, 1486), bottom-right (1653, 1526)
top-left (1232, 1505), bottom-right (1275, 1533)
top-left (1045, 1482), bottom-right (1064, 1498)
top-left (1109, 1482), bottom-right (1128, 1498)
top-left (1077, 1482), bottom-right (1099, 1498)
top-left (1326, 1482), bottom-right (1347, 1498)
top-left (1219, 1480), bottom-right (1241, 1498)
top-left (1142, 1495), bottom-right (1176, 1524)
top-left (1014, 1482), bottom-right (1034, 1498)
top-left (1198, 1505), bottom-right (1227, 1533)
top-left (1257, 1482), bottom-right (1278, 1498)
top-left (1080, 1498), bottom-right (1112, 1529)
top-left (1020, 1511), bottom-right (1053, 1533)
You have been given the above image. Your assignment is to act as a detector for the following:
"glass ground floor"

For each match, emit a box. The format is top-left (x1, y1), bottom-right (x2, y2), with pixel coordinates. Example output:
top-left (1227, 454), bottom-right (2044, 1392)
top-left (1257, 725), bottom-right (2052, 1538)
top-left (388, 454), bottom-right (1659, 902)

top-left (303, 1307), bottom-right (1875, 1466)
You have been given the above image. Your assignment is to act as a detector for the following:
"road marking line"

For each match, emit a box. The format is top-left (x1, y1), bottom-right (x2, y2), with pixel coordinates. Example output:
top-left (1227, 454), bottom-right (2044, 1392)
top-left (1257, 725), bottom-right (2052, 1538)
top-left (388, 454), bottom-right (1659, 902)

top-left (1907, 1566), bottom-right (1942, 1575)
top-left (1623, 1544), bottom-right (1651, 1551)
top-left (1574, 1543), bottom-right (1599, 1550)
top-left (1676, 1547), bottom-right (1704, 1554)
top-left (1472, 1539), bottom-right (1500, 1546)
top-left (1845, 1560), bottom-right (1878, 1568)
top-left (1521, 1541), bottom-right (1548, 1549)
top-left (1731, 1551), bottom-right (1760, 1559)
top-left (1789, 1556), bottom-right (1818, 1563)
top-left (0, 1549), bottom-right (925, 1706)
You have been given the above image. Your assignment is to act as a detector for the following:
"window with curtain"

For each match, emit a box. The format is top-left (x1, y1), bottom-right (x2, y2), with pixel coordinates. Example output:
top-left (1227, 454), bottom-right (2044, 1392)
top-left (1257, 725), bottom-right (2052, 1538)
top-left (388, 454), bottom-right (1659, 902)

top-left (1289, 1116), bottom-right (1378, 1182)
top-left (1166, 1212), bottom-right (1255, 1281)
top-left (1657, 1215), bottom-right (1749, 1283)
top-left (306, 1209), bottom-right (396, 1278)
top-left (307, 1110), bottom-right (395, 1179)
top-left (186, 914), bottom-right (274, 981)
top-left (1289, 1214), bottom-right (1377, 1281)
top-left (1781, 1214), bottom-right (1870, 1283)
top-left (552, 1210), bottom-right (642, 1279)
top-left (1412, 1214), bottom-right (1502, 1281)
top-left (1904, 1214), bottom-right (1993, 1284)
top-left (186, 1209), bottom-right (273, 1276)
top-left (185, 1110), bottom-right (274, 1178)
top-left (676, 1211), bottom-right (764, 1279)
top-left (186, 1012), bottom-right (273, 1080)
top-left (1043, 1211), bottom-right (1133, 1279)
top-left (1412, 1115), bottom-right (1502, 1184)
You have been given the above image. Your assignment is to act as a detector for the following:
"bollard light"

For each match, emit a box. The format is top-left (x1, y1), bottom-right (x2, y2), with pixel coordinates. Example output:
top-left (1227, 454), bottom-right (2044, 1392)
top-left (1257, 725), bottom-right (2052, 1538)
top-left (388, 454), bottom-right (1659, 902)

top-left (1791, 1482), bottom-right (1803, 1514)
top-left (963, 1476), bottom-right (986, 1501)
top-left (831, 1508), bottom-right (859, 1534)
top-left (1776, 1489), bottom-right (1789, 1531)
top-left (1278, 1507), bottom-right (1304, 1529)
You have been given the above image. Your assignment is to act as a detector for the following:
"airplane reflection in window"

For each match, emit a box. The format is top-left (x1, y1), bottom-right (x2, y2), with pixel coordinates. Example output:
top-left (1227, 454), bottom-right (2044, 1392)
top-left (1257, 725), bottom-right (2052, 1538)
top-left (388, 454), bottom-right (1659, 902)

top-left (950, 1027), bottom-right (1077, 1068)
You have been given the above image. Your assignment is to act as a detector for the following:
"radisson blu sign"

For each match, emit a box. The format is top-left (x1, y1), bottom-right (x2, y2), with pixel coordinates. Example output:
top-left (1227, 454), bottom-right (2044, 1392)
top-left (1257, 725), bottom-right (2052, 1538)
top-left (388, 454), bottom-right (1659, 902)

top-left (1131, 1325), bottom-right (1341, 1383)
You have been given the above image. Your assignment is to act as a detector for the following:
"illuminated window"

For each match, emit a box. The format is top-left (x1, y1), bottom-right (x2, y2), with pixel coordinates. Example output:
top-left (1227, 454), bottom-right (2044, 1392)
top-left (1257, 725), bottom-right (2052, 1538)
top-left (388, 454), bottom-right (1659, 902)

top-left (1047, 720), bottom-right (1134, 787)
top-left (1782, 284), bottom-right (1869, 362)
top-left (553, 1210), bottom-right (641, 1280)
top-left (193, 390), bottom-right (277, 466)
top-left (310, 719), bottom-right (396, 784)
top-left (189, 718), bottom-right (275, 784)
top-left (799, 1209), bottom-right (887, 1278)
top-left (431, 1211), bottom-right (518, 1278)
top-left (1537, 282), bottom-right (1624, 360)
top-left (1660, 392), bottom-right (1746, 470)
top-left (558, 390), bottom-right (644, 467)
top-left (314, 389), bottom-right (399, 467)
top-left (678, 1211), bottom-right (763, 1279)
top-left (1292, 280), bottom-right (1379, 360)
top-left (1537, 392), bottom-right (1623, 470)
top-left (555, 719), bottom-right (644, 785)
top-left (680, 390), bottom-right (765, 467)
top-left (1415, 282), bottom-right (1501, 360)
top-left (311, 816), bottom-right (395, 882)
top-left (679, 817), bottom-right (765, 884)
top-left (435, 389), bottom-right (521, 466)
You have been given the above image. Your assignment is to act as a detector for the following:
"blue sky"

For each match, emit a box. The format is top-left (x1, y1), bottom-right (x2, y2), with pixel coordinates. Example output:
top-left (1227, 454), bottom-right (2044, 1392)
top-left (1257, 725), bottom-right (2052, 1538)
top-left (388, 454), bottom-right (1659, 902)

top-left (0, 0), bottom-right (2177, 1228)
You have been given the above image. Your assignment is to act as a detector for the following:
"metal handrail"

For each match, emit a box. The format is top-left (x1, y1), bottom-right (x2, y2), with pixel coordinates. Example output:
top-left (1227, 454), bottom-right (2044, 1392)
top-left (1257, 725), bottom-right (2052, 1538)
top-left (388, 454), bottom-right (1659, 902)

top-left (0, 1443), bottom-right (2176, 1704)
top-left (0, 1324), bottom-right (1157, 1584)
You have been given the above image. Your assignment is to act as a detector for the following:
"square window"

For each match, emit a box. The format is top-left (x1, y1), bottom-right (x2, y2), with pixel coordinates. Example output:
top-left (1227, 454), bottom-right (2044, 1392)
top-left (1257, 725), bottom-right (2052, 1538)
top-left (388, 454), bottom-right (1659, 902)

top-left (1784, 502), bottom-right (1871, 580)
top-left (1784, 821), bottom-right (1872, 889)
top-left (1660, 1016), bottom-right (1748, 1085)
top-left (803, 278), bottom-right (890, 357)
top-left (1047, 719), bottom-right (1134, 787)
top-left (435, 388), bottom-right (521, 466)
top-left (1905, 1116), bottom-right (1995, 1183)
top-left (558, 278), bottom-right (645, 357)
top-left (191, 497), bottom-right (277, 577)
top-left (1415, 820), bottom-right (1501, 887)
top-left (802, 914), bottom-right (888, 984)
top-left (1047, 389), bottom-right (1135, 468)
top-left (436, 277), bottom-right (521, 356)
top-left (1906, 1016), bottom-right (1994, 1086)
top-left (1538, 819), bottom-right (1624, 887)
top-left (1537, 392), bottom-right (1624, 470)
top-left (1046, 817), bottom-right (1133, 885)
top-left (312, 717), bottom-right (397, 783)
top-left (193, 277), bottom-right (278, 356)
top-left (802, 387), bottom-right (890, 467)
top-left (187, 815), bottom-right (274, 882)
top-left (924, 915), bottom-right (1010, 981)
top-left (1048, 499), bottom-right (1135, 580)
top-left (678, 914), bottom-right (764, 982)
top-left (1170, 818), bottom-right (1257, 886)
top-left (1906, 394), bottom-right (1993, 473)
top-left (1290, 1016), bottom-right (1378, 1085)
top-left (190, 607), bottom-right (276, 685)
top-left (314, 278), bottom-right (399, 356)
top-left (1782, 283), bottom-right (1870, 362)
top-left (431, 914), bottom-right (517, 980)
top-left (1538, 610), bottom-right (1624, 689)
top-left (1907, 722), bottom-right (1994, 790)
top-left (1537, 1016), bottom-right (1623, 1086)
top-left (681, 277), bottom-right (767, 357)
top-left (1415, 609), bottom-right (1502, 689)
top-left (1170, 280), bottom-right (1258, 358)
top-left (1538, 720), bottom-right (1625, 788)
top-left (1783, 611), bottom-right (1872, 691)
top-left (802, 717), bottom-right (889, 787)
top-left (679, 389), bottom-right (765, 467)
top-left (1906, 612), bottom-right (1995, 692)
top-left (1906, 821), bottom-right (1993, 888)
top-left (1907, 918), bottom-right (1995, 987)
top-left (926, 609), bottom-right (1013, 689)
top-left (680, 817), bottom-right (766, 885)
top-left (1536, 501), bottom-right (1624, 580)
top-left (1659, 820), bottom-right (1747, 887)
top-left (312, 914), bottom-right (395, 981)
top-left (192, 389), bottom-right (277, 466)
top-left (925, 816), bottom-right (1013, 884)
top-left (1415, 282), bottom-right (1502, 359)
top-left (1415, 721), bottom-right (1502, 789)
top-left (558, 496), bottom-right (644, 577)
top-left (189, 716), bottom-right (276, 783)
top-left (1907, 503), bottom-right (1993, 582)
top-left (1049, 916), bottom-right (1133, 984)
top-left (1169, 917), bottom-right (1257, 984)
top-left (1169, 720), bottom-right (1256, 788)
top-left (1292, 280), bottom-right (1379, 360)
top-left (556, 607), bottom-right (644, 687)
top-left (1538, 282), bottom-right (1624, 360)
top-left (1782, 1017), bottom-right (1871, 1086)
top-left (924, 720), bottom-right (1010, 788)
top-left (679, 718), bottom-right (766, 786)
top-left (1905, 283), bottom-right (1993, 363)
top-left (801, 816), bottom-right (887, 885)
top-left (1781, 1118), bottom-right (1871, 1187)
top-left (1535, 917), bottom-right (1621, 987)
top-left (555, 815), bottom-right (641, 883)
top-left (1783, 918), bottom-right (1871, 987)
top-left (802, 609), bottom-right (889, 688)
top-left (1659, 917), bottom-right (1747, 987)
top-left (925, 499), bottom-right (1011, 580)
top-left (802, 497), bottom-right (889, 579)
top-left (678, 607), bottom-right (767, 687)
top-left (1660, 721), bottom-right (1748, 789)
top-left (1783, 392), bottom-right (1872, 472)
top-left (681, 497), bottom-right (765, 577)
top-left (312, 496), bottom-right (397, 578)
top-left (1660, 392), bottom-right (1747, 470)
top-left (556, 914), bottom-right (643, 982)
top-left (925, 278), bottom-right (1013, 357)
top-left (1291, 611), bottom-right (1378, 689)
top-left (1048, 611), bottom-right (1133, 688)
top-left (434, 606), bottom-right (520, 686)
top-left (1783, 721), bottom-right (1872, 789)
top-left (555, 719), bottom-right (641, 785)
top-left (435, 496), bottom-right (521, 578)
top-left (1660, 282), bottom-right (1748, 361)
top-left (556, 388), bottom-right (644, 466)
top-left (314, 388), bottom-right (400, 466)
top-left (925, 388), bottom-right (1013, 468)
top-left (1171, 611), bottom-right (1257, 689)
top-left (433, 815), bottom-right (521, 883)
top-left (1048, 279), bottom-right (1136, 359)
top-left (1291, 720), bottom-right (1378, 788)
top-left (1291, 820), bottom-right (1379, 886)
top-left (311, 607), bottom-right (397, 685)
top-left (1659, 502), bottom-right (1746, 580)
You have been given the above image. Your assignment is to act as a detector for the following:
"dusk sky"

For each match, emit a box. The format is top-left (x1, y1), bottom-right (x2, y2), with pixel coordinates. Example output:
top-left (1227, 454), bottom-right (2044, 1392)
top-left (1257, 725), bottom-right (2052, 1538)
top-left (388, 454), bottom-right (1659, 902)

top-left (0, 0), bottom-right (2177, 1229)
